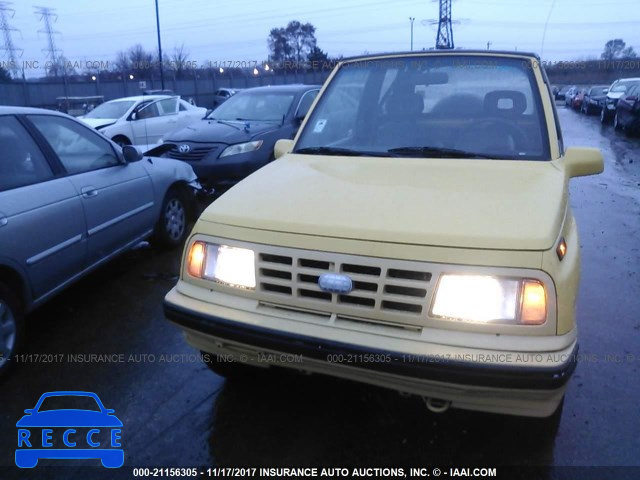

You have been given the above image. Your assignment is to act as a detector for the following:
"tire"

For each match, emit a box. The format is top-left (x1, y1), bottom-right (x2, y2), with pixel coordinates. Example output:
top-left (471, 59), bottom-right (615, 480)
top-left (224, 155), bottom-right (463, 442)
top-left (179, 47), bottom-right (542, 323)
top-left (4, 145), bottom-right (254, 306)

top-left (154, 188), bottom-right (189, 249)
top-left (112, 136), bottom-right (131, 147)
top-left (0, 282), bottom-right (24, 379)
top-left (614, 113), bottom-right (622, 130)
top-left (600, 107), bottom-right (609, 124)
top-left (201, 351), bottom-right (260, 380)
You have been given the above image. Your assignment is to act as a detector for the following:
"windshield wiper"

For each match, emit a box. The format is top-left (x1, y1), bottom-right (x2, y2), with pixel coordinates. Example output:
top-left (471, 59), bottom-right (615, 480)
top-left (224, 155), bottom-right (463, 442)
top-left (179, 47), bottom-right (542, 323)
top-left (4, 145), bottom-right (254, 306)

top-left (388, 146), bottom-right (505, 159)
top-left (294, 146), bottom-right (389, 157)
top-left (207, 119), bottom-right (241, 130)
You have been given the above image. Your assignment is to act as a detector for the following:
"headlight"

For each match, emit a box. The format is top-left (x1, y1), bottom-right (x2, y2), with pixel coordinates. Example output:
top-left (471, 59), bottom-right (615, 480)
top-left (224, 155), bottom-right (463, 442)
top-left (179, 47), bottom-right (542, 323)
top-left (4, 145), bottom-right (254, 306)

top-left (431, 275), bottom-right (546, 325)
top-left (219, 140), bottom-right (263, 158)
top-left (187, 242), bottom-right (256, 289)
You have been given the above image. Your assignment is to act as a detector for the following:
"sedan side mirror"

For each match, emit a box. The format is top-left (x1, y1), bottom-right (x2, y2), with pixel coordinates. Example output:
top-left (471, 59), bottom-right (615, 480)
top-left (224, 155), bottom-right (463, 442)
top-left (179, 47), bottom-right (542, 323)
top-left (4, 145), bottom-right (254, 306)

top-left (603, 88), bottom-right (609, 94)
top-left (562, 147), bottom-right (604, 178)
top-left (122, 145), bottom-right (143, 163)
top-left (130, 112), bottom-right (138, 121)
top-left (274, 139), bottom-right (294, 159)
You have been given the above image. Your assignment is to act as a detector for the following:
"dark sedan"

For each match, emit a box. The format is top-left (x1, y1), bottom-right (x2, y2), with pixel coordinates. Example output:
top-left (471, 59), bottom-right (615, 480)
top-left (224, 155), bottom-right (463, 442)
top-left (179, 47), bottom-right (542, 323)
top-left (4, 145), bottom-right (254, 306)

top-left (581, 85), bottom-right (608, 115)
top-left (156, 84), bottom-right (320, 192)
top-left (614, 82), bottom-right (640, 135)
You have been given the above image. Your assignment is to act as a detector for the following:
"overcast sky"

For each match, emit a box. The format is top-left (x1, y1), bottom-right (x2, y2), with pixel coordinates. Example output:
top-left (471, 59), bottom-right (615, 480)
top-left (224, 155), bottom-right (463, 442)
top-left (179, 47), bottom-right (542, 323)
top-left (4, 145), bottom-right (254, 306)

top-left (3, 0), bottom-right (639, 76)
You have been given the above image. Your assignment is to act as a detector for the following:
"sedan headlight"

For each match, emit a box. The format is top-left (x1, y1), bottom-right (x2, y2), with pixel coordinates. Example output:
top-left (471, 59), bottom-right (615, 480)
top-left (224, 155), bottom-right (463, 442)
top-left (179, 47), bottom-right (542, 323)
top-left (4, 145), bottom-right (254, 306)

top-left (187, 242), bottom-right (256, 289)
top-left (431, 274), bottom-right (546, 325)
top-left (220, 140), bottom-right (263, 158)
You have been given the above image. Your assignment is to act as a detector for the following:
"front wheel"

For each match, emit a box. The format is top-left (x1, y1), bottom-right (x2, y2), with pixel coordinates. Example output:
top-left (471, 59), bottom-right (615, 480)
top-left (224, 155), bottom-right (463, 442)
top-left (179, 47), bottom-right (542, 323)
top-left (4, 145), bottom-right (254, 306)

top-left (614, 113), bottom-right (622, 130)
top-left (112, 136), bottom-right (131, 147)
top-left (153, 188), bottom-right (189, 249)
top-left (600, 107), bottom-right (609, 124)
top-left (0, 282), bottom-right (24, 379)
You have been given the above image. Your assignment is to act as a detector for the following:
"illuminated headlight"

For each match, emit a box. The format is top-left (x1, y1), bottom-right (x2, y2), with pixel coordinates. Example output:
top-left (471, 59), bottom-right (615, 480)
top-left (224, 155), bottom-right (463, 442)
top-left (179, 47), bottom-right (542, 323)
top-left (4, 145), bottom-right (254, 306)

top-left (220, 140), bottom-right (263, 158)
top-left (431, 275), bottom-right (546, 325)
top-left (187, 242), bottom-right (255, 289)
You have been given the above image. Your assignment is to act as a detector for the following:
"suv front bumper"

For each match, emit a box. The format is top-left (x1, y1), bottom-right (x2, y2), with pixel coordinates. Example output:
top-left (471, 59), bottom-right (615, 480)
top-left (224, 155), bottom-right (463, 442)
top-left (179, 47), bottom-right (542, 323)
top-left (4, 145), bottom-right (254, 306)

top-left (164, 288), bottom-right (576, 417)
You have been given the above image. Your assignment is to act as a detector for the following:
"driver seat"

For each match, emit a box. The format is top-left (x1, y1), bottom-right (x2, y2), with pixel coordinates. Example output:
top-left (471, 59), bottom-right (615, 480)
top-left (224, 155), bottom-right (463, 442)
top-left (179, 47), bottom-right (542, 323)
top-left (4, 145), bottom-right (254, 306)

top-left (455, 90), bottom-right (528, 154)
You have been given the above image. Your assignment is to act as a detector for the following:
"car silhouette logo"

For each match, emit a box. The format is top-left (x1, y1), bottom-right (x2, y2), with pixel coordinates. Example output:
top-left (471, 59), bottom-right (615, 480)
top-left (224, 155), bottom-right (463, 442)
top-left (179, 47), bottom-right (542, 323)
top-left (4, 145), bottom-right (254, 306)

top-left (178, 144), bottom-right (191, 153)
top-left (15, 391), bottom-right (123, 469)
top-left (318, 273), bottom-right (353, 294)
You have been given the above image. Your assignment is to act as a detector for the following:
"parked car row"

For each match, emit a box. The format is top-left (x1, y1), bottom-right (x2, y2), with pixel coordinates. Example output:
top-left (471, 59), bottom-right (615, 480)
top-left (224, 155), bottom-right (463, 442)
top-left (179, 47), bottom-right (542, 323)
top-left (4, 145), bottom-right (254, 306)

top-left (560, 77), bottom-right (640, 135)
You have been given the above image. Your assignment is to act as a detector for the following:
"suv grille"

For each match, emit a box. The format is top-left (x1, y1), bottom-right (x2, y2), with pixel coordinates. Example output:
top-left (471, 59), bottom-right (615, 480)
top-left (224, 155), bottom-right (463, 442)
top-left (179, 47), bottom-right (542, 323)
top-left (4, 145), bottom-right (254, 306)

top-left (256, 248), bottom-right (433, 326)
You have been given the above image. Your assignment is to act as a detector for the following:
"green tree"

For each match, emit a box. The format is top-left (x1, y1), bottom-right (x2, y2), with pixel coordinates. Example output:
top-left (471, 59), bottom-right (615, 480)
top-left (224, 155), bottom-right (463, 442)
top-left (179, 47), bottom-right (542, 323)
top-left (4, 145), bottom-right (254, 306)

top-left (601, 39), bottom-right (637, 59)
top-left (267, 20), bottom-right (318, 64)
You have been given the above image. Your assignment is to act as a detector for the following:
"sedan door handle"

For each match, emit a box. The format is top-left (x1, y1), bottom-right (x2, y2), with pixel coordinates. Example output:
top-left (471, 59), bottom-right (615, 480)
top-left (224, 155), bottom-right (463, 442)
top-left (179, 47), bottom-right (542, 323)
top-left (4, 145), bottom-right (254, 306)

top-left (81, 186), bottom-right (99, 198)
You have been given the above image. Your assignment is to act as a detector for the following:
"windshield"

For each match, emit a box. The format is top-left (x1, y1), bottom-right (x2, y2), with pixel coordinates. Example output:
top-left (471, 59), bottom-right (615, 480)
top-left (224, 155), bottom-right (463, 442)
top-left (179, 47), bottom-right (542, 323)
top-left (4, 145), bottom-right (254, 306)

top-left (85, 100), bottom-right (135, 119)
top-left (295, 55), bottom-right (550, 160)
top-left (610, 81), bottom-right (635, 93)
top-left (207, 91), bottom-right (295, 122)
top-left (38, 395), bottom-right (102, 412)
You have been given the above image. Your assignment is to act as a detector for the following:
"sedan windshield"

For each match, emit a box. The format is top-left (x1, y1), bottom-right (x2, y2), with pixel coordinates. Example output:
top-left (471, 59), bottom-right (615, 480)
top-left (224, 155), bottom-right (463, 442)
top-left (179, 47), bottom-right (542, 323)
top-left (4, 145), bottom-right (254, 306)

top-left (207, 91), bottom-right (295, 122)
top-left (85, 100), bottom-right (136, 119)
top-left (295, 55), bottom-right (550, 160)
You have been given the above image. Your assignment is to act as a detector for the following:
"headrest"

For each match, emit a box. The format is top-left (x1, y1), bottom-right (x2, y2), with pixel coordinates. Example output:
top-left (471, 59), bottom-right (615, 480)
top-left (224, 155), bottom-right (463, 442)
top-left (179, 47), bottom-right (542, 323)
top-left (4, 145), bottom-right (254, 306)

top-left (484, 90), bottom-right (527, 116)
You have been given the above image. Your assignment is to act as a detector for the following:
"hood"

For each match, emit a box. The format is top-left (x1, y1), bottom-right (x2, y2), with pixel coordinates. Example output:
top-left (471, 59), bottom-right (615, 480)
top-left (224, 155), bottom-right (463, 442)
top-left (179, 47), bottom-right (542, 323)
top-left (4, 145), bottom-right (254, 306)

top-left (201, 155), bottom-right (568, 251)
top-left (607, 92), bottom-right (625, 100)
top-left (80, 117), bottom-right (117, 129)
top-left (165, 119), bottom-right (280, 144)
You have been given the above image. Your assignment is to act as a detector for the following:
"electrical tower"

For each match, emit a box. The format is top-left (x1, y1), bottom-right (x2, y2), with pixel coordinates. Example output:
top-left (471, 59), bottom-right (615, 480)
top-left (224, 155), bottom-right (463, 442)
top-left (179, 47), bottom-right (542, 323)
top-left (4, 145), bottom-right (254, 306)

top-left (435, 0), bottom-right (454, 50)
top-left (0, 1), bottom-right (22, 77)
top-left (34, 5), bottom-right (63, 76)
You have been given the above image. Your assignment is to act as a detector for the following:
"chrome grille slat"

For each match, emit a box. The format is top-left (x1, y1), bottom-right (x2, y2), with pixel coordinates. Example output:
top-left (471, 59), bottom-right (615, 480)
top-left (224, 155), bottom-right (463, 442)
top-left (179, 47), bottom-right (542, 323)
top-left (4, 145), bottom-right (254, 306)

top-left (256, 246), bottom-right (433, 326)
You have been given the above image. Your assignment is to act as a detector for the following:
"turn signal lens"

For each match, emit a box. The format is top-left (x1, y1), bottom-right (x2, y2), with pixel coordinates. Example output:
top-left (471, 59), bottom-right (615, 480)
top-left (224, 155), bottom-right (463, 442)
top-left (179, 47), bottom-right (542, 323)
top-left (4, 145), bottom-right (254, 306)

top-left (556, 237), bottom-right (567, 261)
top-left (521, 280), bottom-right (546, 325)
top-left (187, 241), bottom-right (206, 278)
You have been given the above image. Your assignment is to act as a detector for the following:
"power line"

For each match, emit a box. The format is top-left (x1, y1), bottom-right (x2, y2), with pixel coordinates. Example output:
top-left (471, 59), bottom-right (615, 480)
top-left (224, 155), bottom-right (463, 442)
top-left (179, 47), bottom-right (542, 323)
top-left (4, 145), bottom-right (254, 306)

top-left (0, 1), bottom-right (22, 77)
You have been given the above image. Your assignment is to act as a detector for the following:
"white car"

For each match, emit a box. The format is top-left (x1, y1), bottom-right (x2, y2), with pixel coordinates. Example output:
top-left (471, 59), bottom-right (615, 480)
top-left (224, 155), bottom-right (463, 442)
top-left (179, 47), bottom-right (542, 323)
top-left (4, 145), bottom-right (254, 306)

top-left (79, 95), bottom-right (207, 151)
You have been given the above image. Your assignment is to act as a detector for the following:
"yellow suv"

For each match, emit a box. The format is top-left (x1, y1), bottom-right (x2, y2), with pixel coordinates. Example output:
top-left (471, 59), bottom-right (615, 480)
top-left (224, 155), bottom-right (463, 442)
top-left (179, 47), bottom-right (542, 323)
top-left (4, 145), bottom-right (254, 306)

top-left (164, 51), bottom-right (603, 423)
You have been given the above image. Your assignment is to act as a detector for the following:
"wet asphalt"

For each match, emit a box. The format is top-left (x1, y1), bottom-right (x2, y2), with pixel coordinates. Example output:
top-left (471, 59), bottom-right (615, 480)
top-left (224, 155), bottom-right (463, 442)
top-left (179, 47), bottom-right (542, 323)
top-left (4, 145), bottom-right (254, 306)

top-left (1, 105), bottom-right (639, 478)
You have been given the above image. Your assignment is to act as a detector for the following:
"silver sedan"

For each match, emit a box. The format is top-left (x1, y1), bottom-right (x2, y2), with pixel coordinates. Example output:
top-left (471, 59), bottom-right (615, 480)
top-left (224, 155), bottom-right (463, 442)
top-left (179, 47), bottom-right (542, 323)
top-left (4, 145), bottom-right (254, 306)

top-left (0, 107), bottom-right (201, 376)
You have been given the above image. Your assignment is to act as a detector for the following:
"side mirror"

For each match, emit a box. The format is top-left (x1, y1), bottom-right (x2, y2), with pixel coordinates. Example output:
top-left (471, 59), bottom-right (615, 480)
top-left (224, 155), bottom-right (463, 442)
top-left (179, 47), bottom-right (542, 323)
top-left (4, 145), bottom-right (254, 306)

top-left (562, 147), bottom-right (604, 178)
top-left (122, 145), bottom-right (143, 163)
top-left (24, 409), bottom-right (34, 414)
top-left (105, 409), bottom-right (116, 414)
top-left (603, 88), bottom-right (609, 94)
top-left (130, 112), bottom-right (138, 121)
top-left (274, 139), bottom-right (294, 160)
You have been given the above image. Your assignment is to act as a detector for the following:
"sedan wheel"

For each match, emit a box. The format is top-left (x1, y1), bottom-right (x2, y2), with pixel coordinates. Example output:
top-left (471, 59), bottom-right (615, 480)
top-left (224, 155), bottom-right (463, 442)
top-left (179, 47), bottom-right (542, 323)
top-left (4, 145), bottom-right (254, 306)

top-left (155, 189), bottom-right (188, 248)
top-left (0, 283), bottom-right (23, 378)
top-left (600, 108), bottom-right (607, 123)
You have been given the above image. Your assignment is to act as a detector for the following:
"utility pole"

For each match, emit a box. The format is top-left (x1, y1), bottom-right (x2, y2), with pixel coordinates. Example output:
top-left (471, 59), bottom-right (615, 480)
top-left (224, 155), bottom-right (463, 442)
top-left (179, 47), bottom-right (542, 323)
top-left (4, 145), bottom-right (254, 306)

top-left (0, 1), bottom-right (21, 78)
top-left (409, 17), bottom-right (415, 51)
top-left (34, 6), bottom-right (67, 97)
top-left (487, 41), bottom-right (492, 50)
top-left (155, 0), bottom-right (165, 89)
top-left (435, 0), bottom-right (454, 49)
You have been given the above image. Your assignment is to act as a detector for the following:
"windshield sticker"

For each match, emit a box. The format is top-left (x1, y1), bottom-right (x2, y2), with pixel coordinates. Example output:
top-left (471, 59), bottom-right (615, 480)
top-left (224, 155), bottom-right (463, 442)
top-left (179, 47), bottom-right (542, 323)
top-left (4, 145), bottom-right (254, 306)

top-left (313, 119), bottom-right (327, 133)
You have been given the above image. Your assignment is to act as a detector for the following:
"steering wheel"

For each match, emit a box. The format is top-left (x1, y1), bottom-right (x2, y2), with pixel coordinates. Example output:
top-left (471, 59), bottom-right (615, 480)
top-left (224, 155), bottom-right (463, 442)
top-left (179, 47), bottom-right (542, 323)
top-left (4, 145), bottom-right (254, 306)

top-left (456, 117), bottom-right (529, 153)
